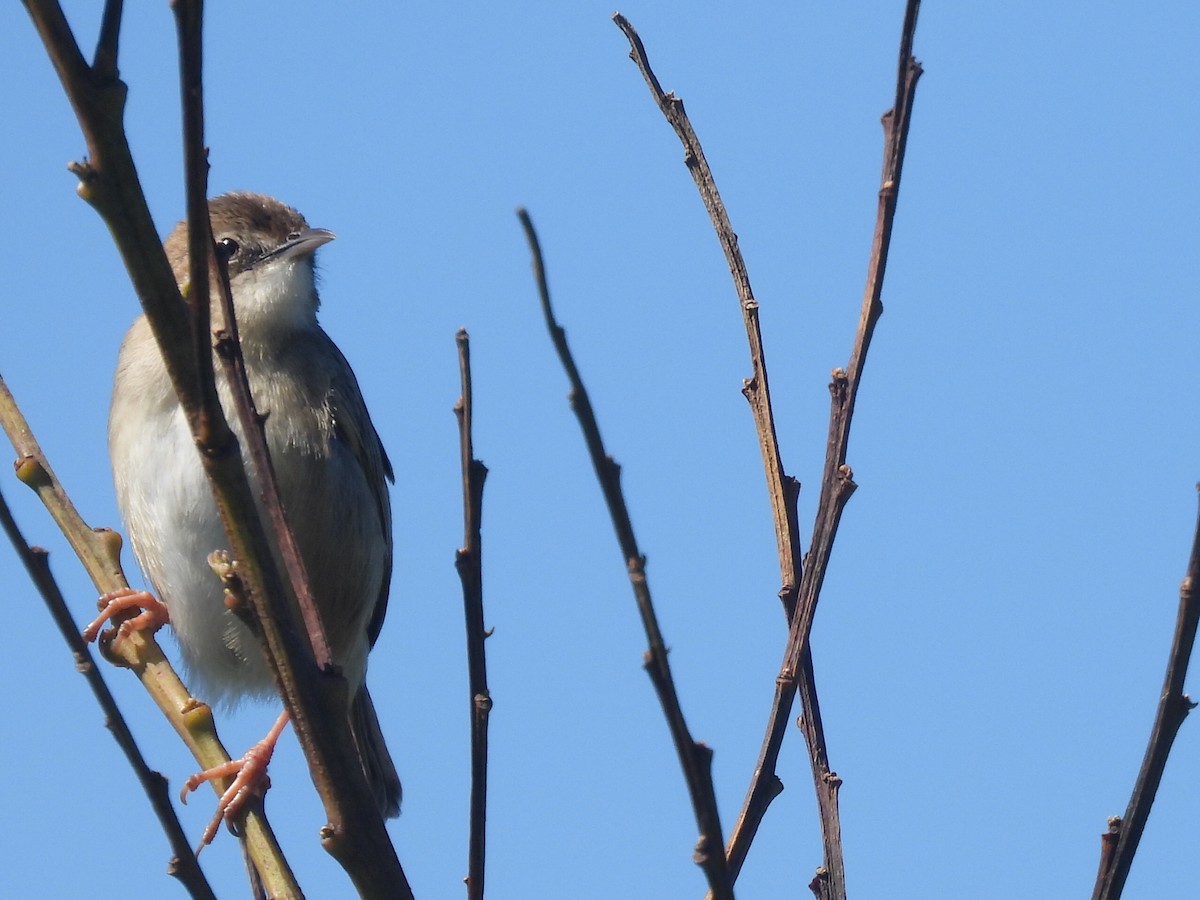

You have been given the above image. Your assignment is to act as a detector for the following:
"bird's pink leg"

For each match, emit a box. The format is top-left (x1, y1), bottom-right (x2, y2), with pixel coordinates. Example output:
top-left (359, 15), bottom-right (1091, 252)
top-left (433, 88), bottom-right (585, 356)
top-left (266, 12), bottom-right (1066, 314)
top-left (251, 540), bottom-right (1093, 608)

top-left (82, 587), bottom-right (169, 644)
top-left (181, 710), bottom-right (291, 852)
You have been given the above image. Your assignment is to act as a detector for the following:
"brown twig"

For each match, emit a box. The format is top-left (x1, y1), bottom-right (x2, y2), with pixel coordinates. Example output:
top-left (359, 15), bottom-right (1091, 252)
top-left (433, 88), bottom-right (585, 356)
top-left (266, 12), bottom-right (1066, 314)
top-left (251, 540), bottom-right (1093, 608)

top-left (518, 207), bottom-right (733, 898)
top-left (615, 3), bottom-right (923, 892)
top-left (765, 6), bottom-right (922, 898)
top-left (739, 6), bottom-right (922, 897)
top-left (168, 3), bottom-right (408, 895)
top-left (1091, 488), bottom-right (1200, 899)
top-left (0, 487), bottom-right (215, 900)
top-left (610, 12), bottom-right (802, 613)
top-left (453, 329), bottom-right (492, 900)
top-left (609, 13), bottom-right (834, 889)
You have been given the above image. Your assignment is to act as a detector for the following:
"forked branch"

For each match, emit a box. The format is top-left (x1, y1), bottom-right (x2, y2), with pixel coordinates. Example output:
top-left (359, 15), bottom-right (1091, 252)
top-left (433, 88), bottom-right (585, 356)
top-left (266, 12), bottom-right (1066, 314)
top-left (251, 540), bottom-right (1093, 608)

top-left (615, 3), bottom-right (922, 894)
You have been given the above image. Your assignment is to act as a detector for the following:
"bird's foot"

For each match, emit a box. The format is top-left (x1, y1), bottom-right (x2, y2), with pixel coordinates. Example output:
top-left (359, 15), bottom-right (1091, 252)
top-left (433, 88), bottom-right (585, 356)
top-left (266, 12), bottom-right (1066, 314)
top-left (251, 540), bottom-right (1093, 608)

top-left (181, 711), bottom-right (290, 852)
top-left (82, 587), bottom-right (169, 644)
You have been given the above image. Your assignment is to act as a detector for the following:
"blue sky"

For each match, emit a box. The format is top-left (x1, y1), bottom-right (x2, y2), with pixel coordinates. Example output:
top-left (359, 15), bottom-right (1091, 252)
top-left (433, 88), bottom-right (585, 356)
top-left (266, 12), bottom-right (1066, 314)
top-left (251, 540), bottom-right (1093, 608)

top-left (2, 2), bottom-right (1198, 898)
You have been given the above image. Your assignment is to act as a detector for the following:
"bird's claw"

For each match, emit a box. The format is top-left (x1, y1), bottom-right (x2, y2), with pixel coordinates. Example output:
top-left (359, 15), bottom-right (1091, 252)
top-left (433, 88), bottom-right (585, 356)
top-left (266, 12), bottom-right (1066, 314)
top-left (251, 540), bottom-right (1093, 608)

top-left (181, 711), bottom-right (288, 853)
top-left (82, 587), bottom-right (168, 645)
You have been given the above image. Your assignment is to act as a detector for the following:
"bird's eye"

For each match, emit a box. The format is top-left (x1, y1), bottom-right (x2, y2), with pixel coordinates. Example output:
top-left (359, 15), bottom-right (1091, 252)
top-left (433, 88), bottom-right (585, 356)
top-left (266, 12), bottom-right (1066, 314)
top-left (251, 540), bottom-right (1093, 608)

top-left (216, 237), bottom-right (240, 261)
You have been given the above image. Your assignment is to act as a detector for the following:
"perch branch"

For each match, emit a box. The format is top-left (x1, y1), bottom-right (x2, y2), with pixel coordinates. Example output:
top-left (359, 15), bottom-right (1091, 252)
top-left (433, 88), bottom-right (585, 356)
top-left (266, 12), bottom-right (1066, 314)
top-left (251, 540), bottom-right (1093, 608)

top-left (24, 0), bottom-right (409, 894)
top-left (172, 3), bottom-right (407, 893)
top-left (0, 372), bottom-right (293, 893)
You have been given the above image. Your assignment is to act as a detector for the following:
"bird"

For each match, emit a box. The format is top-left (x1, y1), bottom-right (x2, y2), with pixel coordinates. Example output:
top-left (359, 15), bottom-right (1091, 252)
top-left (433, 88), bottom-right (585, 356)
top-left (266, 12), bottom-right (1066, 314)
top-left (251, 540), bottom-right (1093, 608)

top-left (100, 191), bottom-right (400, 841)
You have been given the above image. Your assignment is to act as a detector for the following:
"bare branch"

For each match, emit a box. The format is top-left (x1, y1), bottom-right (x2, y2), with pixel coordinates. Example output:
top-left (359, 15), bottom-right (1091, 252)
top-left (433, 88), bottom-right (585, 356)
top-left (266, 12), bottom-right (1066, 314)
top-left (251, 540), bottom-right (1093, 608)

top-left (173, 2), bottom-right (332, 676)
top-left (0, 371), bottom-right (295, 890)
top-left (611, 12), bottom-right (802, 609)
top-left (93, 0), bottom-right (121, 79)
top-left (1091, 487), bottom-right (1200, 899)
top-left (0, 487), bottom-right (215, 900)
top-left (453, 329), bottom-right (492, 900)
top-left (612, 11), bottom-right (849, 890)
top-left (518, 207), bottom-right (733, 898)
top-left (737, 5), bottom-right (923, 895)
top-left (170, 4), bottom-right (409, 893)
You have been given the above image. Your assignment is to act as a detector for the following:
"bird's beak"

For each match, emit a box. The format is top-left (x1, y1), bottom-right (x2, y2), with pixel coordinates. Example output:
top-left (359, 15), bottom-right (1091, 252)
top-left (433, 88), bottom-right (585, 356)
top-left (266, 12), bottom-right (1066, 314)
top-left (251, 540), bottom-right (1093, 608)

top-left (262, 227), bottom-right (336, 263)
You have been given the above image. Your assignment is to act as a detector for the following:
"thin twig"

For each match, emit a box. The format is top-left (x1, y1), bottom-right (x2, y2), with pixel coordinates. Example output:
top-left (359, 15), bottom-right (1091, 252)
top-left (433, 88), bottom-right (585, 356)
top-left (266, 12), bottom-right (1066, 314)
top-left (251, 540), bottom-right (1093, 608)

top-left (609, 13), bottom-right (834, 889)
top-left (0, 487), bottom-right (216, 900)
top-left (453, 329), bottom-right (492, 900)
top-left (737, 6), bottom-right (922, 897)
top-left (759, 6), bottom-right (922, 897)
top-left (211, 258), bottom-right (333, 670)
top-left (1091, 488), bottom-right (1200, 900)
top-left (518, 207), bottom-right (733, 898)
top-left (610, 13), bottom-right (801, 613)
top-left (615, 2), bottom-right (923, 892)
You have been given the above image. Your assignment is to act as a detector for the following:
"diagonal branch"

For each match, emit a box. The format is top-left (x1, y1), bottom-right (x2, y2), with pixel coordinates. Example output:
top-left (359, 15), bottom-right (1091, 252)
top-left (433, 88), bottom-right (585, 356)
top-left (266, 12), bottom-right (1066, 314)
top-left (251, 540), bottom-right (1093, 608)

top-left (615, 4), bottom-right (923, 895)
top-left (170, 3), bottom-right (407, 893)
top-left (0, 372), bottom-right (294, 893)
top-left (0, 486), bottom-right (215, 900)
top-left (173, 0), bottom-right (332, 675)
top-left (611, 13), bottom-right (802, 610)
top-left (1091, 486), bottom-right (1200, 900)
top-left (750, 5), bottom-right (922, 898)
top-left (519, 207), bottom-right (733, 899)
top-left (612, 12), bottom-right (841, 891)
top-left (454, 328), bottom-right (492, 900)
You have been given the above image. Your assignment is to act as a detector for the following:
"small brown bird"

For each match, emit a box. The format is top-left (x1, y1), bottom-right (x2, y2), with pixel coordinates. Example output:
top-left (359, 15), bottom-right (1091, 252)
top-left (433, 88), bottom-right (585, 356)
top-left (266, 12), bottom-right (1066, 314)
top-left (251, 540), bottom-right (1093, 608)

top-left (104, 192), bottom-right (400, 839)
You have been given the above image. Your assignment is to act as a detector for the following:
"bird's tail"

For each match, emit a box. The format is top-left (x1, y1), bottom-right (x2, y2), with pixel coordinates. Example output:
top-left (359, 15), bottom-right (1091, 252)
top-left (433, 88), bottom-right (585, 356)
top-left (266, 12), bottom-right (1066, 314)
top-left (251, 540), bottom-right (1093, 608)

top-left (350, 684), bottom-right (402, 818)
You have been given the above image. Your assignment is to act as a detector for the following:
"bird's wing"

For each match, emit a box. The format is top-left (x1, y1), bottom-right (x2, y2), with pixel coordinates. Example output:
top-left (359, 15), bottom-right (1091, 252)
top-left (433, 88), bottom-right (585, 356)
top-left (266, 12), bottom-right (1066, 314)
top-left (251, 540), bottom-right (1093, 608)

top-left (323, 334), bottom-right (394, 650)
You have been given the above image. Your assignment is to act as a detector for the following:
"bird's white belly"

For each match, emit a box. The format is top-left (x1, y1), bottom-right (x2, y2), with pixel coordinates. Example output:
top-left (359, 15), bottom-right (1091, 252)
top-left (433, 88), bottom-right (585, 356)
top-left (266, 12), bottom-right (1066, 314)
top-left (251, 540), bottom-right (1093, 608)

top-left (119, 403), bottom-right (277, 704)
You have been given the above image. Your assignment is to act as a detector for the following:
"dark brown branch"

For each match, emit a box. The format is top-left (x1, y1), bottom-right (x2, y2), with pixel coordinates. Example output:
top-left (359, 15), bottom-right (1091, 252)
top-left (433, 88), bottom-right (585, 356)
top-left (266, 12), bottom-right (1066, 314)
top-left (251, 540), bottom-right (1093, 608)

top-left (453, 329), bottom-right (492, 900)
top-left (758, 6), bottom-right (922, 896)
top-left (610, 14), bottom-right (801, 612)
top-left (518, 207), bottom-right (733, 898)
top-left (177, 0), bottom-right (331, 674)
top-left (173, 0), bottom-right (220, 448)
top-left (169, 5), bottom-right (407, 895)
top-left (739, 6), bottom-right (922, 897)
top-left (93, 0), bottom-right (121, 80)
top-left (610, 12), bottom-right (836, 889)
top-left (1091, 488), bottom-right (1200, 900)
top-left (0, 488), bottom-right (215, 900)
